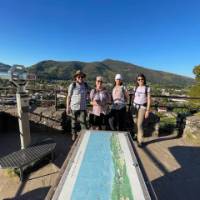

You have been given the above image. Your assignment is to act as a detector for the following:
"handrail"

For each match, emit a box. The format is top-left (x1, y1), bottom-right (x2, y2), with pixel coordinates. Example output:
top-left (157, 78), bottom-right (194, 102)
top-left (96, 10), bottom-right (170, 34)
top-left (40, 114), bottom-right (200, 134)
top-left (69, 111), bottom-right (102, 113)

top-left (1, 87), bottom-right (200, 110)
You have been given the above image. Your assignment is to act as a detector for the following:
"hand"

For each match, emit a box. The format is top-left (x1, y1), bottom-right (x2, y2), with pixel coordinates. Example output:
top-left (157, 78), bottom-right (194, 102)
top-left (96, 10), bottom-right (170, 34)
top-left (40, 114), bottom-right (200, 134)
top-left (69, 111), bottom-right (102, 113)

top-left (145, 110), bottom-right (149, 119)
top-left (92, 100), bottom-right (98, 106)
top-left (66, 107), bottom-right (71, 115)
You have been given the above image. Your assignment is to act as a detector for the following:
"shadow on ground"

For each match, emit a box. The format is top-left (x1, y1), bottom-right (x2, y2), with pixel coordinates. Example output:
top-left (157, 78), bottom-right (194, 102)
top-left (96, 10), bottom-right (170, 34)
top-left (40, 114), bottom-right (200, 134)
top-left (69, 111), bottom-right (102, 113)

top-left (0, 112), bottom-right (73, 199)
top-left (3, 187), bottom-right (50, 200)
top-left (135, 139), bottom-right (200, 200)
top-left (151, 146), bottom-right (200, 200)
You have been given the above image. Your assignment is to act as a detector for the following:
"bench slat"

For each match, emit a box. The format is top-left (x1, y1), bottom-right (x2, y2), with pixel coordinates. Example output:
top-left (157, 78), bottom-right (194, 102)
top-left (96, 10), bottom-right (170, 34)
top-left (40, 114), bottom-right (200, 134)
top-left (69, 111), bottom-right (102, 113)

top-left (0, 143), bottom-right (56, 169)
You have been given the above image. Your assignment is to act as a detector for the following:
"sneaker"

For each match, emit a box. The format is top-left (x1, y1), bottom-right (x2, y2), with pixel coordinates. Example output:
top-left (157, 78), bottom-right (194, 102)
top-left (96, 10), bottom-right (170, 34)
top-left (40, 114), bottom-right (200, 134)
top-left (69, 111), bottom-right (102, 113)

top-left (137, 142), bottom-right (143, 148)
top-left (132, 134), bottom-right (137, 141)
top-left (72, 133), bottom-right (76, 141)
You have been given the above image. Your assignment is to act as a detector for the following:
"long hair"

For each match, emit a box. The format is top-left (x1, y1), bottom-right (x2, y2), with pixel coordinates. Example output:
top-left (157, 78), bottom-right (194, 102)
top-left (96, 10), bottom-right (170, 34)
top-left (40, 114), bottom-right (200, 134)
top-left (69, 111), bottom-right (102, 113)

top-left (113, 81), bottom-right (123, 87)
top-left (135, 73), bottom-right (147, 86)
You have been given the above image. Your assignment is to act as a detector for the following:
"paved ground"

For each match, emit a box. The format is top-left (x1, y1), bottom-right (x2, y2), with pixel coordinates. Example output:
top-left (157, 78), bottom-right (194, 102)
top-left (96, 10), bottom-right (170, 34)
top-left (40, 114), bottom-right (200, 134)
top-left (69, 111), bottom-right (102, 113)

top-left (0, 131), bottom-right (73, 200)
top-left (135, 134), bottom-right (200, 200)
top-left (1, 131), bottom-right (200, 200)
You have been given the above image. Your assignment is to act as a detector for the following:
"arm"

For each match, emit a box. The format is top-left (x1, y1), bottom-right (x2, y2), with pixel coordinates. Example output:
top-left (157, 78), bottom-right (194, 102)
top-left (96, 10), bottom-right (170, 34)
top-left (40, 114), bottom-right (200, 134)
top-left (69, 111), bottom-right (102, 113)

top-left (66, 95), bottom-right (71, 114)
top-left (90, 89), bottom-right (97, 106)
top-left (145, 91), bottom-right (151, 118)
top-left (66, 84), bottom-right (73, 114)
top-left (125, 90), bottom-right (129, 101)
top-left (124, 86), bottom-right (129, 102)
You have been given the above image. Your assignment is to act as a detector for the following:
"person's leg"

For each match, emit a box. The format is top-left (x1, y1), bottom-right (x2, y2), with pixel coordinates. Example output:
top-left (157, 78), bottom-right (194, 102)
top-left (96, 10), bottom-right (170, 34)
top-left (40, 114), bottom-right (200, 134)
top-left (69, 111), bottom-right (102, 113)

top-left (119, 107), bottom-right (126, 131)
top-left (108, 109), bottom-right (115, 131)
top-left (115, 110), bottom-right (120, 130)
top-left (92, 115), bottom-right (99, 130)
top-left (96, 115), bottom-right (102, 130)
top-left (137, 108), bottom-right (146, 145)
top-left (100, 113), bottom-right (106, 130)
top-left (104, 114), bottom-right (110, 130)
top-left (89, 112), bottom-right (94, 129)
top-left (71, 110), bottom-right (78, 140)
top-left (79, 110), bottom-right (87, 131)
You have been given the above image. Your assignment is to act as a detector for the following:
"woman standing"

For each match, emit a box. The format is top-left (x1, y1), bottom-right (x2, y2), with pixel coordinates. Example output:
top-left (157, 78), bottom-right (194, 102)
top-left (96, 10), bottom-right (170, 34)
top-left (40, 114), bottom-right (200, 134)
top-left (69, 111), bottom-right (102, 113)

top-left (90, 76), bottom-right (110, 130)
top-left (110, 74), bottom-right (129, 131)
top-left (133, 73), bottom-right (151, 147)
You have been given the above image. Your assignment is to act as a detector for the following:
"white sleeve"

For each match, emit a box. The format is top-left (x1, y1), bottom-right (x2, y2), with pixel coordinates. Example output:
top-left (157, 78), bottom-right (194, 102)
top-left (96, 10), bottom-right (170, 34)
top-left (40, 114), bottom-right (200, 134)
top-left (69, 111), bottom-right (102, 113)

top-left (147, 87), bottom-right (150, 93)
top-left (68, 83), bottom-right (73, 96)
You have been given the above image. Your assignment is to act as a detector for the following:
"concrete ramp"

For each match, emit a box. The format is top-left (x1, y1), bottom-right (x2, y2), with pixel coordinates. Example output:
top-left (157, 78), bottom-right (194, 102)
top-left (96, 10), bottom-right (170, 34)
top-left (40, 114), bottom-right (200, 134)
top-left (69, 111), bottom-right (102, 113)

top-left (46, 130), bottom-right (152, 200)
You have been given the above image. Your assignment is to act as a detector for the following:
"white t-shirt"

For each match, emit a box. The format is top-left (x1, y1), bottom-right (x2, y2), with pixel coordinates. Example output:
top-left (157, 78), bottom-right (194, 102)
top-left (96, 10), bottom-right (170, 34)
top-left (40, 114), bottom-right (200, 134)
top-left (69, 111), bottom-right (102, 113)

top-left (133, 86), bottom-right (150, 105)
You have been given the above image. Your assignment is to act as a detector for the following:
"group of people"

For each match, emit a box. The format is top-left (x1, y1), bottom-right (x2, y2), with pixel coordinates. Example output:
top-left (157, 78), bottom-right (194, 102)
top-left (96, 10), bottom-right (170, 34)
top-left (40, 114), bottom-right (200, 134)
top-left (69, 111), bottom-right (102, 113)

top-left (66, 70), bottom-right (151, 147)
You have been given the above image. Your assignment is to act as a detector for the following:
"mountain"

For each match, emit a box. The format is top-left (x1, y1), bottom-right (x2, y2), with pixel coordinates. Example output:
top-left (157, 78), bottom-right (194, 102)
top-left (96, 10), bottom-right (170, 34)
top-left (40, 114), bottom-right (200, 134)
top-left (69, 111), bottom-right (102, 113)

top-left (0, 63), bottom-right (11, 72)
top-left (29, 59), bottom-right (194, 87)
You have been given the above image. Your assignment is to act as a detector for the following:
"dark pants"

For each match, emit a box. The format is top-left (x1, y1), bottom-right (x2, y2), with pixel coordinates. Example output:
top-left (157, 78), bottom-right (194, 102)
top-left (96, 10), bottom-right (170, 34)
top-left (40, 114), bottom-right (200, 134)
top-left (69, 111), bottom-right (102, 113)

top-left (71, 110), bottom-right (87, 134)
top-left (89, 113), bottom-right (109, 130)
top-left (109, 107), bottom-right (126, 131)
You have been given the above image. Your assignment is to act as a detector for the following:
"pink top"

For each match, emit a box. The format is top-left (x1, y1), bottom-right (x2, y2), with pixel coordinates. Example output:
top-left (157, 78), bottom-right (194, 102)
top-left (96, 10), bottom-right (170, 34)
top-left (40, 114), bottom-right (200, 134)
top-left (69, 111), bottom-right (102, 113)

top-left (90, 88), bottom-right (110, 116)
top-left (112, 85), bottom-right (127, 109)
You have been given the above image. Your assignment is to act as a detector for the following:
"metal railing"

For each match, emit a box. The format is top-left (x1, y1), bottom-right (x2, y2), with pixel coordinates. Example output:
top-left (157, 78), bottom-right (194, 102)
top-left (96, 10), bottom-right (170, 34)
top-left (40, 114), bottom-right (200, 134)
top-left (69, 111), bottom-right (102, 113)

top-left (1, 87), bottom-right (200, 111)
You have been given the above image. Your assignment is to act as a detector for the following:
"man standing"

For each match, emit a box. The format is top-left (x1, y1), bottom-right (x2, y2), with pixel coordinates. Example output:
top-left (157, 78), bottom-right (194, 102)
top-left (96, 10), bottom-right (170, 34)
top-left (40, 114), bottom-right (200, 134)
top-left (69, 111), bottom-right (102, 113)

top-left (66, 70), bottom-right (89, 140)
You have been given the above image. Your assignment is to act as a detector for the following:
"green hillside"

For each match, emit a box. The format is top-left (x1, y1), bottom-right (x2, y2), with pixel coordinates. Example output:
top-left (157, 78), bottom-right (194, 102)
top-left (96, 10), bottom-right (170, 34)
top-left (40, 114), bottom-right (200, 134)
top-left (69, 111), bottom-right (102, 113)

top-left (0, 63), bottom-right (11, 72)
top-left (29, 59), bottom-right (194, 87)
top-left (0, 60), bottom-right (194, 87)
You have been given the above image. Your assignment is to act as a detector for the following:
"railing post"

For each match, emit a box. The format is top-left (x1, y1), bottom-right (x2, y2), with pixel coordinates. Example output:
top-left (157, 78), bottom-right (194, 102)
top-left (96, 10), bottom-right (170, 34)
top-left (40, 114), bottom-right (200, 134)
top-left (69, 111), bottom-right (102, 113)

top-left (55, 90), bottom-right (57, 111)
top-left (128, 93), bottom-right (133, 112)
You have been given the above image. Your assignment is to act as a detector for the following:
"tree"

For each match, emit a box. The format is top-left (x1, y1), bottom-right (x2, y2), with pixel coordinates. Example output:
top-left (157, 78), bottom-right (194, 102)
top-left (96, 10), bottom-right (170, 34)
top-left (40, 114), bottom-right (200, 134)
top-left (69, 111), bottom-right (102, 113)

top-left (188, 65), bottom-right (200, 107)
top-left (193, 64), bottom-right (200, 81)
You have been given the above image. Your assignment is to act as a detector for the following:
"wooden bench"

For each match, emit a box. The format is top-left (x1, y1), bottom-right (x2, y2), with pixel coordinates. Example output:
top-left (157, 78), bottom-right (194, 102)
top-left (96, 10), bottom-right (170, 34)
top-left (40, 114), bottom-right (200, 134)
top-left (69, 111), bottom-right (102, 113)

top-left (0, 138), bottom-right (56, 181)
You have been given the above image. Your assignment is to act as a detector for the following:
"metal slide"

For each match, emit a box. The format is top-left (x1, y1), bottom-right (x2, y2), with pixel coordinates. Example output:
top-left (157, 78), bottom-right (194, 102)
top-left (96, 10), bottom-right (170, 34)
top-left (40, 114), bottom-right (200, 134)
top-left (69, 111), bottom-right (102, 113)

top-left (46, 130), bottom-right (156, 200)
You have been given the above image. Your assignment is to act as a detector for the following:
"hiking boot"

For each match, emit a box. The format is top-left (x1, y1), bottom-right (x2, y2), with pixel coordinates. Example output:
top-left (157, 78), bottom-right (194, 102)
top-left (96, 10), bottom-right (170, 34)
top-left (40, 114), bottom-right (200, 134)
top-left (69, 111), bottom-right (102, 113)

top-left (137, 141), bottom-right (144, 148)
top-left (132, 134), bottom-right (137, 141)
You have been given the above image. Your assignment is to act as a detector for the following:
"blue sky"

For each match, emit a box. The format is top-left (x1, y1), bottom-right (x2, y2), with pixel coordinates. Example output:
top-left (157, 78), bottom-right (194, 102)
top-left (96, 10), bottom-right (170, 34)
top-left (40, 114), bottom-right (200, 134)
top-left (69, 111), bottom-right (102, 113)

top-left (0, 0), bottom-right (200, 78)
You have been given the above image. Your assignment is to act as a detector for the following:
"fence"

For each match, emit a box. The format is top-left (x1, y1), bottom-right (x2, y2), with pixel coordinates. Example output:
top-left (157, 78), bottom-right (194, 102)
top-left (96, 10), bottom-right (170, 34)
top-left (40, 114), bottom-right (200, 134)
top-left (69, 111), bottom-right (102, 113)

top-left (1, 87), bottom-right (200, 111)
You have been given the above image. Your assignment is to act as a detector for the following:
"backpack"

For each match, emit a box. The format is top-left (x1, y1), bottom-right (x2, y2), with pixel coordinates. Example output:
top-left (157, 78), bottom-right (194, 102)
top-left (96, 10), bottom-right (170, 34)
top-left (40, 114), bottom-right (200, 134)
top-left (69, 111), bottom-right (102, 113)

top-left (71, 81), bottom-right (89, 92)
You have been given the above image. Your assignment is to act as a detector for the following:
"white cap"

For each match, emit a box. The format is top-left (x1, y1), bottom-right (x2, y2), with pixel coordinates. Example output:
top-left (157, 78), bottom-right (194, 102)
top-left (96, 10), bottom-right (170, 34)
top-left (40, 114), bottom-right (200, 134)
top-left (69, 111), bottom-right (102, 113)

top-left (115, 74), bottom-right (122, 80)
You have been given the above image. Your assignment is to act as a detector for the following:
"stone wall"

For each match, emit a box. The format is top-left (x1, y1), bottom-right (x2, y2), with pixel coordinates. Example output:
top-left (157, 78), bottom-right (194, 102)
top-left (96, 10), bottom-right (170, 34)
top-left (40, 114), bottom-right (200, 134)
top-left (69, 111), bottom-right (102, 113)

top-left (1, 106), bottom-right (161, 136)
top-left (0, 106), bottom-right (67, 134)
top-left (183, 113), bottom-right (200, 144)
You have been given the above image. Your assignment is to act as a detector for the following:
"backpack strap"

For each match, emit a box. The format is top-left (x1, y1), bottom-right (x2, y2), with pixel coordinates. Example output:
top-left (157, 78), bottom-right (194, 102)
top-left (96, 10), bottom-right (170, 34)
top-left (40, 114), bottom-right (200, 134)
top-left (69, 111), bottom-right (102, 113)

top-left (145, 85), bottom-right (149, 97)
top-left (134, 85), bottom-right (149, 97)
top-left (90, 88), bottom-right (97, 100)
top-left (133, 86), bottom-right (138, 94)
top-left (72, 82), bottom-right (76, 91)
top-left (71, 82), bottom-right (89, 92)
top-left (122, 85), bottom-right (128, 101)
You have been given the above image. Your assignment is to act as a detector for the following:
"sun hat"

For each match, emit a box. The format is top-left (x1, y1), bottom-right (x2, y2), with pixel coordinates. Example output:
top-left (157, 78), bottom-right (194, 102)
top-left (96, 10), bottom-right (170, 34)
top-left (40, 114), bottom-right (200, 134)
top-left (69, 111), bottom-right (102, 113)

top-left (74, 70), bottom-right (86, 78)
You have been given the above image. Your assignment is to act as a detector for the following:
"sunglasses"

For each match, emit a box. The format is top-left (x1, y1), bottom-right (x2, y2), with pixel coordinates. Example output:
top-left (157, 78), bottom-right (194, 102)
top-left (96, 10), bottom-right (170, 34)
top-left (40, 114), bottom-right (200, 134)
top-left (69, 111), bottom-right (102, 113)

top-left (97, 80), bottom-right (103, 83)
top-left (137, 78), bottom-right (144, 81)
top-left (77, 76), bottom-right (84, 79)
